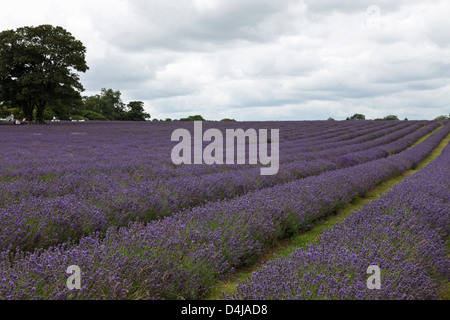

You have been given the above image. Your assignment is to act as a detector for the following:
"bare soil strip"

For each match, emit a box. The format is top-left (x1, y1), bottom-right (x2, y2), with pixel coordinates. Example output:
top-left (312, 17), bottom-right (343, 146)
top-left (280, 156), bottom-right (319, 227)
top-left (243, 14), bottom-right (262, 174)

top-left (205, 125), bottom-right (450, 300)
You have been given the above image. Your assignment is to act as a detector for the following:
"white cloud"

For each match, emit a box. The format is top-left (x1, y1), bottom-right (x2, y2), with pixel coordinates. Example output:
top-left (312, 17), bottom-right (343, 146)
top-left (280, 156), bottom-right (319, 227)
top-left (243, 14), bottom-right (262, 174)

top-left (1, 0), bottom-right (449, 120)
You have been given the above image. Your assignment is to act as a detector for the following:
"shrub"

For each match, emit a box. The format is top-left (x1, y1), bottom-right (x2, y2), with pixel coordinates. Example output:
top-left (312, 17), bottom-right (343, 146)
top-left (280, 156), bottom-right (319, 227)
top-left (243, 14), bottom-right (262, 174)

top-left (83, 110), bottom-right (108, 121)
top-left (180, 115), bottom-right (206, 121)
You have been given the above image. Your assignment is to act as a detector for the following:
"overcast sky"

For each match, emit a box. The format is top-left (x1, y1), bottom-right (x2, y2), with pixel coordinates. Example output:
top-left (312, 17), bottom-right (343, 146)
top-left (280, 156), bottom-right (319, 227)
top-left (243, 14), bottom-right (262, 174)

top-left (1, 0), bottom-right (450, 120)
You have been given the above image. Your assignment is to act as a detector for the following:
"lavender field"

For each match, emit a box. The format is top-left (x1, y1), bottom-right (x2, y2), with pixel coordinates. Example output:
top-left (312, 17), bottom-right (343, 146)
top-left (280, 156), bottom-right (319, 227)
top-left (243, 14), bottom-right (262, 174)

top-left (0, 120), bottom-right (449, 300)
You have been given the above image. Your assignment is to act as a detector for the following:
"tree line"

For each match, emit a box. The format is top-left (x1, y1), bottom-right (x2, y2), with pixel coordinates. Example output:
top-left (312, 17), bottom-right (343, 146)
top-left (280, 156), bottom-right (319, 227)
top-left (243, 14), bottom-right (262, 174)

top-left (76, 88), bottom-right (150, 121)
top-left (334, 113), bottom-right (449, 121)
top-left (344, 114), bottom-right (402, 121)
top-left (0, 25), bottom-right (149, 123)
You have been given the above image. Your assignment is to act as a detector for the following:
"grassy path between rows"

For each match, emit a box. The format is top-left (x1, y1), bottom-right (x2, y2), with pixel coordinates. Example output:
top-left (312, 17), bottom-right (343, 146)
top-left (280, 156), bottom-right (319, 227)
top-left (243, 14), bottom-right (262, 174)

top-left (205, 125), bottom-right (450, 300)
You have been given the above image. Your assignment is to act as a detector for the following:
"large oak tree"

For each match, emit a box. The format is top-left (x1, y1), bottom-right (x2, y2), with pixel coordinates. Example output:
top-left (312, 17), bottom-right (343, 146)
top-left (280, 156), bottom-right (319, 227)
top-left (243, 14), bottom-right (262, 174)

top-left (0, 25), bottom-right (88, 123)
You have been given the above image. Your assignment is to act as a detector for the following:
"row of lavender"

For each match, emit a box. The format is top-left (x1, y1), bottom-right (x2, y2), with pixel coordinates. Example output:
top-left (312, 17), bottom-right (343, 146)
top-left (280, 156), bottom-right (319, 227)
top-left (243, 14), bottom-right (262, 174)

top-left (150, 121), bottom-right (437, 213)
top-left (0, 120), bottom-right (375, 178)
top-left (0, 120), bottom-right (421, 208)
top-left (0, 121), bottom-right (416, 202)
top-left (1, 123), bottom-right (448, 299)
top-left (0, 120), bottom-right (406, 184)
top-left (0, 120), bottom-right (400, 206)
top-left (229, 137), bottom-right (450, 300)
top-left (0, 121), bottom-right (438, 255)
top-left (0, 121), bottom-right (425, 197)
top-left (278, 121), bottom-right (411, 158)
top-left (0, 122), bottom-right (438, 252)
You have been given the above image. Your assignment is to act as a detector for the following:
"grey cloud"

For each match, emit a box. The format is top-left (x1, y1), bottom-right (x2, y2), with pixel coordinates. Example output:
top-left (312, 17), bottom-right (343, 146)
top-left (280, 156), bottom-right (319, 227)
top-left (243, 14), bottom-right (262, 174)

top-left (304, 0), bottom-right (410, 15)
top-left (2, 0), bottom-right (449, 120)
top-left (100, 0), bottom-right (303, 52)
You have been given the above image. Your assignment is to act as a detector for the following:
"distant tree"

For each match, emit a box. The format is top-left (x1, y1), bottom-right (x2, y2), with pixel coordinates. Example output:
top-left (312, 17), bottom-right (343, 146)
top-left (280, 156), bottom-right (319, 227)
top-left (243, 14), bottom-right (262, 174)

top-left (383, 115), bottom-right (399, 121)
top-left (404, 118), bottom-right (408, 121)
top-left (327, 117), bottom-right (335, 121)
top-left (125, 101), bottom-right (150, 121)
top-left (350, 113), bottom-right (365, 120)
top-left (434, 115), bottom-right (449, 120)
top-left (101, 88), bottom-right (127, 120)
top-left (0, 25), bottom-right (88, 123)
top-left (82, 88), bottom-right (129, 120)
top-left (70, 115), bottom-right (88, 121)
top-left (165, 118), bottom-right (172, 122)
top-left (44, 98), bottom-right (82, 121)
top-left (180, 115), bottom-right (206, 121)
top-left (82, 95), bottom-right (101, 115)
top-left (0, 105), bottom-right (23, 119)
top-left (83, 110), bottom-right (108, 121)
top-left (220, 118), bottom-right (236, 121)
